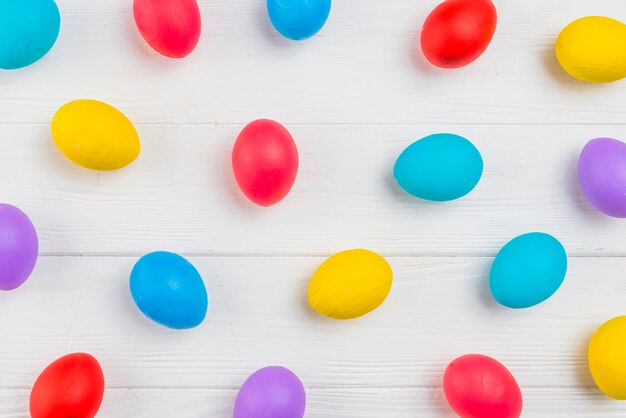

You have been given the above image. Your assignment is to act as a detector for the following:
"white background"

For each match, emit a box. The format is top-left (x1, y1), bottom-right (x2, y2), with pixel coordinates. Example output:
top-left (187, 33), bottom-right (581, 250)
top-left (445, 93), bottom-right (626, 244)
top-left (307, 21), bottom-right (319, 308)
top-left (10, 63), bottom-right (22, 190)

top-left (1, 0), bottom-right (626, 416)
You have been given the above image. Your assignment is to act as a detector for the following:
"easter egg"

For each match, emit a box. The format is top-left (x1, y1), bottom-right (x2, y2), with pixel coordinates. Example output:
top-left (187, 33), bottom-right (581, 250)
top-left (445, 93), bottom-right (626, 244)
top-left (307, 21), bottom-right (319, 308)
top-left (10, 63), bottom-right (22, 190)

top-left (0, 0), bottom-right (60, 70)
top-left (30, 353), bottom-right (105, 418)
top-left (0, 204), bottom-right (38, 291)
top-left (130, 251), bottom-right (208, 329)
top-left (588, 316), bottom-right (626, 399)
top-left (133, 0), bottom-right (201, 58)
top-left (308, 249), bottom-right (393, 320)
top-left (578, 138), bottom-right (626, 218)
top-left (234, 366), bottom-right (306, 418)
top-left (556, 17), bottom-right (626, 83)
top-left (51, 100), bottom-right (140, 171)
top-left (444, 354), bottom-right (523, 418)
top-left (490, 233), bottom-right (567, 309)
top-left (394, 133), bottom-right (483, 202)
top-left (421, 0), bottom-right (497, 69)
top-left (232, 119), bottom-right (299, 207)
top-left (267, 0), bottom-right (331, 41)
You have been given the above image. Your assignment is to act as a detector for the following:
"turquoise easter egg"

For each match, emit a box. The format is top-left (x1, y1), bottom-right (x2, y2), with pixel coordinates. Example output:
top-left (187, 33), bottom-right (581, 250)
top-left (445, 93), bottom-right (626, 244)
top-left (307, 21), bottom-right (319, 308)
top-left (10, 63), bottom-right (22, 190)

top-left (0, 0), bottom-right (60, 70)
top-left (490, 233), bottom-right (567, 309)
top-left (130, 251), bottom-right (208, 329)
top-left (394, 133), bottom-right (483, 202)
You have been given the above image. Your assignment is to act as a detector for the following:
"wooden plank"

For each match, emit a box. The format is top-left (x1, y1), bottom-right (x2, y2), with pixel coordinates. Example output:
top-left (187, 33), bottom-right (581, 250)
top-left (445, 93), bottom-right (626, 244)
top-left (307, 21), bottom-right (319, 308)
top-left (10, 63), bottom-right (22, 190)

top-left (0, 0), bottom-right (624, 125)
top-left (1, 123), bottom-right (624, 255)
top-left (0, 387), bottom-right (624, 417)
top-left (0, 256), bottom-right (621, 389)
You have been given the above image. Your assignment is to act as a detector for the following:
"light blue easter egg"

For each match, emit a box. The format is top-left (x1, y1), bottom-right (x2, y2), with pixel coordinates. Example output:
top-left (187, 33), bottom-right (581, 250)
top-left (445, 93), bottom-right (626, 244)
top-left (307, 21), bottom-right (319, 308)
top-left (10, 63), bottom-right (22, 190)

top-left (394, 133), bottom-right (483, 202)
top-left (267, 0), bottom-right (331, 41)
top-left (130, 251), bottom-right (208, 329)
top-left (490, 233), bottom-right (567, 309)
top-left (0, 0), bottom-right (60, 70)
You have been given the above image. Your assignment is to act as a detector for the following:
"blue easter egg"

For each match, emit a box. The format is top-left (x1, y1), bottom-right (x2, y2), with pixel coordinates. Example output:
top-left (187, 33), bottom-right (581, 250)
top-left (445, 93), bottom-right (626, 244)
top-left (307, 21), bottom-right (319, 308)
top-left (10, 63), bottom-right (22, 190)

top-left (0, 0), bottom-right (60, 70)
top-left (490, 233), bottom-right (567, 309)
top-left (394, 133), bottom-right (483, 202)
top-left (130, 251), bottom-right (208, 329)
top-left (267, 0), bottom-right (331, 41)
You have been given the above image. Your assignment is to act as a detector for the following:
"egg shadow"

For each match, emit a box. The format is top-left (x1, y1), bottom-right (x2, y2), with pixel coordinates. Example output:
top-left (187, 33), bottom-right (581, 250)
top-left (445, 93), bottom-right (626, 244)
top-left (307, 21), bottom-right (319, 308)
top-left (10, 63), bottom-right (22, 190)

top-left (542, 45), bottom-right (610, 91)
top-left (475, 256), bottom-right (504, 312)
top-left (299, 261), bottom-right (331, 325)
top-left (219, 130), bottom-right (259, 211)
top-left (427, 373), bottom-right (454, 418)
top-left (125, 3), bottom-right (191, 70)
top-left (383, 169), bottom-right (460, 216)
top-left (255, 1), bottom-right (294, 48)
top-left (575, 328), bottom-right (607, 401)
top-left (384, 170), bottom-right (410, 202)
top-left (409, 18), bottom-right (444, 76)
top-left (565, 148), bottom-right (610, 225)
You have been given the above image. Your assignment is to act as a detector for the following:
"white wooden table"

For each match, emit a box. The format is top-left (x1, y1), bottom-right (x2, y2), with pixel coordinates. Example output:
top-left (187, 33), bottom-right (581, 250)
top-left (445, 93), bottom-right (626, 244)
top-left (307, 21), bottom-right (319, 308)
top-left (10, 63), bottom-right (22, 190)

top-left (1, 0), bottom-right (626, 416)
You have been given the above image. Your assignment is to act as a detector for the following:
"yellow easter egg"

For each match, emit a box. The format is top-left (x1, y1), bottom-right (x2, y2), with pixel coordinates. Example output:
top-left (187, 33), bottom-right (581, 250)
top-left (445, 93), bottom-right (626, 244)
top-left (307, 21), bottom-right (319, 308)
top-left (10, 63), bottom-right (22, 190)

top-left (52, 100), bottom-right (140, 170)
top-left (556, 16), bottom-right (626, 83)
top-left (588, 316), bottom-right (626, 399)
top-left (308, 249), bottom-right (393, 320)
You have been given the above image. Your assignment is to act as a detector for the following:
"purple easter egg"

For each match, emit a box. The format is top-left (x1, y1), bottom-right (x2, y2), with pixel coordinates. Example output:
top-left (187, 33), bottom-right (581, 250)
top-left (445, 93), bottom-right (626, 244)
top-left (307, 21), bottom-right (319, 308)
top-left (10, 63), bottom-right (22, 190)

top-left (234, 366), bottom-right (306, 418)
top-left (578, 138), bottom-right (626, 218)
top-left (0, 204), bottom-right (38, 290)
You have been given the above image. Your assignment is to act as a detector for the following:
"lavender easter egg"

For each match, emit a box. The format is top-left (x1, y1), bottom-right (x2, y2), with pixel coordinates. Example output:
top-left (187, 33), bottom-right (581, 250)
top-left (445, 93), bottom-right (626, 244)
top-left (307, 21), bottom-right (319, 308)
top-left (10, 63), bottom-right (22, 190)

top-left (234, 366), bottom-right (306, 418)
top-left (0, 204), bottom-right (38, 290)
top-left (578, 138), bottom-right (626, 217)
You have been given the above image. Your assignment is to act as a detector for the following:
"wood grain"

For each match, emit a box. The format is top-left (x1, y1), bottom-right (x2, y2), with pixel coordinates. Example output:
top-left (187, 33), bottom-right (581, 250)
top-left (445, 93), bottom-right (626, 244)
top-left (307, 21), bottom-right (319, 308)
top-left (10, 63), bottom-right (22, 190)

top-left (1, 0), bottom-right (625, 416)
top-left (1, 387), bottom-right (625, 418)
top-left (0, 0), bottom-right (623, 125)
top-left (0, 256), bottom-right (620, 390)
top-left (2, 123), bottom-right (625, 256)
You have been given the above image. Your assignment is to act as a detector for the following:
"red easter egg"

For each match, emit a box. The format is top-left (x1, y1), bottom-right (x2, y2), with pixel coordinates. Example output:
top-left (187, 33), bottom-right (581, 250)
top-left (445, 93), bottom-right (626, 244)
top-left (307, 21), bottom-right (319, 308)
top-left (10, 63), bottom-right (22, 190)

top-left (133, 0), bottom-right (201, 58)
top-left (443, 354), bottom-right (522, 418)
top-left (421, 0), bottom-right (497, 68)
top-left (232, 119), bottom-right (299, 207)
top-left (30, 353), bottom-right (105, 418)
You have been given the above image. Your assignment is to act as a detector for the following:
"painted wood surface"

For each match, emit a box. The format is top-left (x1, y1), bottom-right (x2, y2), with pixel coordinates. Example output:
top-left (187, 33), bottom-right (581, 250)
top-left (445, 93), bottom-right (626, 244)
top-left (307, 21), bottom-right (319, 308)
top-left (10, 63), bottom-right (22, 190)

top-left (4, 124), bottom-right (626, 256)
top-left (1, 0), bottom-right (625, 416)
top-left (0, 0), bottom-right (624, 126)
top-left (0, 256), bottom-right (621, 390)
top-left (2, 388), bottom-right (626, 418)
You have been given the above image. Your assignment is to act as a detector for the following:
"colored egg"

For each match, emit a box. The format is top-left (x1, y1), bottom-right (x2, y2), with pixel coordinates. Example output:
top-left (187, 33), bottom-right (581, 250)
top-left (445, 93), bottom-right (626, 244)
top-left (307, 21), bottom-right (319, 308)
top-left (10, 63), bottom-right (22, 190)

top-left (234, 366), bottom-right (306, 418)
top-left (51, 100), bottom-right (140, 171)
top-left (0, 0), bottom-right (60, 70)
top-left (130, 251), bottom-right (208, 329)
top-left (30, 353), bottom-right (105, 418)
top-left (421, 0), bottom-right (497, 69)
top-left (308, 249), bottom-right (393, 320)
top-left (444, 354), bottom-right (523, 418)
top-left (267, 0), bottom-right (331, 41)
top-left (556, 17), bottom-right (626, 83)
top-left (490, 233), bottom-right (567, 309)
top-left (232, 119), bottom-right (299, 207)
top-left (588, 316), bottom-right (626, 399)
top-left (133, 0), bottom-right (201, 58)
top-left (0, 203), bottom-right (38, 291)
top-left (394, 133), bottom-right (483, 202)
top-left (578, 138), bottom-right (626, 218)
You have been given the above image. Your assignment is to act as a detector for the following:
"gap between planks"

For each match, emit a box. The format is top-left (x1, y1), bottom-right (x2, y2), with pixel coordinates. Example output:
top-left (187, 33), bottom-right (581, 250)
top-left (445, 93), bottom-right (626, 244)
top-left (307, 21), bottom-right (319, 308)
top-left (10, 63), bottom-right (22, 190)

top-left (35, 252), bottom-right (626, 259)
top-left (1, 122), bottom-right (626, 128)
top-left (0, 386), bottom-right (603, 392)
